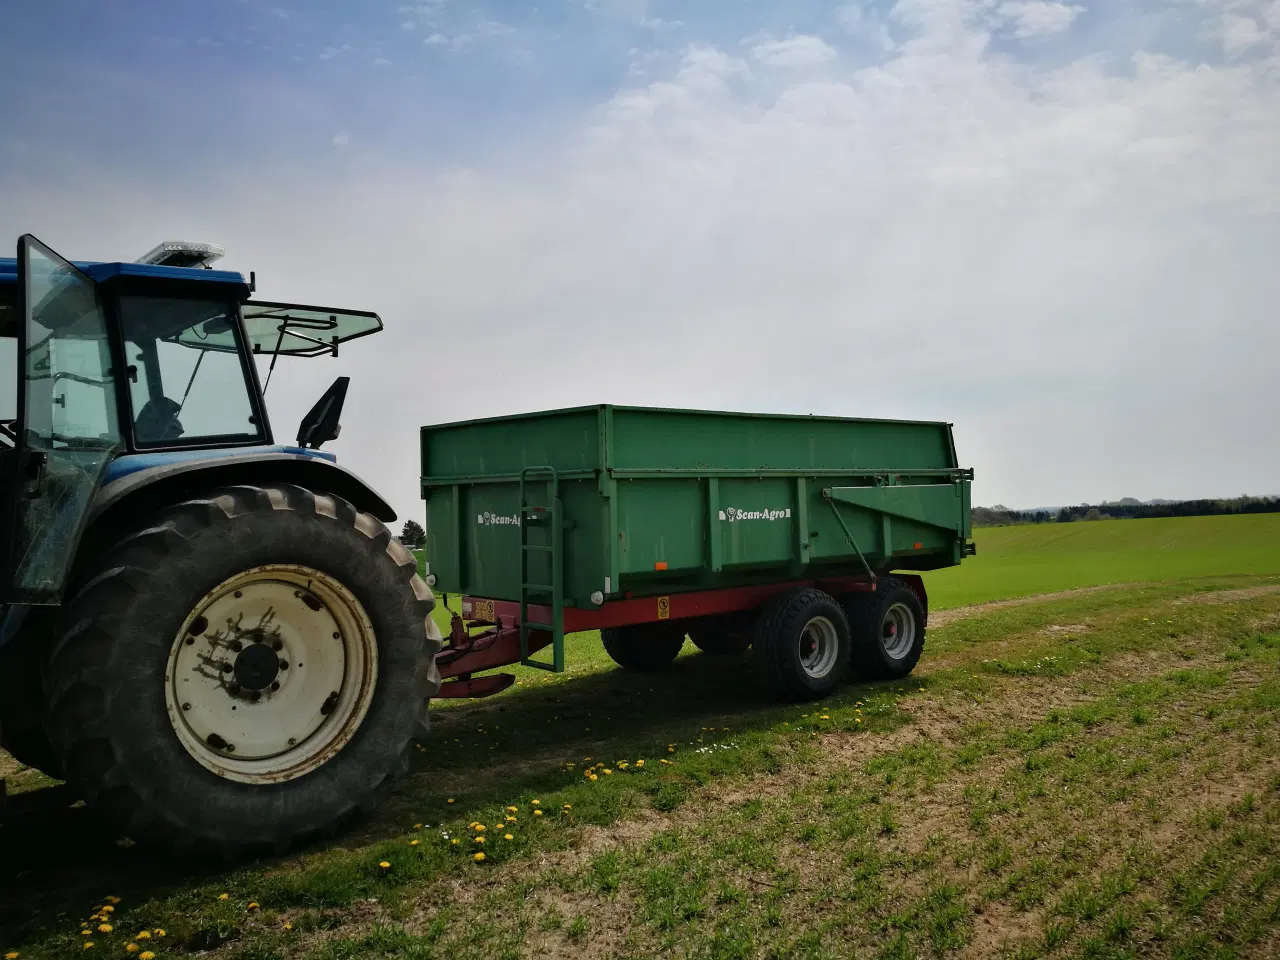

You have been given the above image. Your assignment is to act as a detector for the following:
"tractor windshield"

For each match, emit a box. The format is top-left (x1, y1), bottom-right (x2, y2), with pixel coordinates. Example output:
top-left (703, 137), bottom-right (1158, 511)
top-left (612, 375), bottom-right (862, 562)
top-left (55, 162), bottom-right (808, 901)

top-left (0, 284), bottom-right (14, 448)
top-left (117, 296), bottom-right (265, 447)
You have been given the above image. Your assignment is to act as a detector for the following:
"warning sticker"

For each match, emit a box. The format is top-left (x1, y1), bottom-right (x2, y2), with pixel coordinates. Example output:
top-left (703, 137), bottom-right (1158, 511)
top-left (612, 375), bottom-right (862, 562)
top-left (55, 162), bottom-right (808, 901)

top-left (473, 599), bottom-right (495, 621)
top-left (657, 596), bottom-right (670, 620)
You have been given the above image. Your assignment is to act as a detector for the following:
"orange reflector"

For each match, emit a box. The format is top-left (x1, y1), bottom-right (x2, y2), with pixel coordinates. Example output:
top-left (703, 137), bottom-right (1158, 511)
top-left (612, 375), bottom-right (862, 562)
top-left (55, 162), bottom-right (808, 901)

top-left (913, 542), bottom-right (923, 550)
top-left (654, 561), bottom-right (668, 571)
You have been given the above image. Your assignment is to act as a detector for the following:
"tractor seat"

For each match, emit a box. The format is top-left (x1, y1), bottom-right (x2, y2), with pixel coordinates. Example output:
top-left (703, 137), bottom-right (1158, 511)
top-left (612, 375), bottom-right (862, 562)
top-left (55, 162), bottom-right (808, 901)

top-left (134, 397), bottom-right (185, 443)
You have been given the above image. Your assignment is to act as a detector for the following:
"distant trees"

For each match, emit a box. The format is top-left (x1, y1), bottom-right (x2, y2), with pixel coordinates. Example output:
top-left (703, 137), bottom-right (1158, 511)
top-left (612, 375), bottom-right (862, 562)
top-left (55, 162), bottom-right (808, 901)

top-left (971, 506), bottom-right (1053, 527)
top-left (400, 519), bottom-right (426, 547)
top-left (1054, 496), bottom-right (1280, 523)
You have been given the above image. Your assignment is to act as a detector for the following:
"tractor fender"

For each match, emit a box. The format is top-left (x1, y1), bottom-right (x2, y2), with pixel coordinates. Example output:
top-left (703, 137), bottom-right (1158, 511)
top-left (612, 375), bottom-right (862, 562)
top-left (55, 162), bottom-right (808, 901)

top-left (75, 449), bottom-right (399, 581)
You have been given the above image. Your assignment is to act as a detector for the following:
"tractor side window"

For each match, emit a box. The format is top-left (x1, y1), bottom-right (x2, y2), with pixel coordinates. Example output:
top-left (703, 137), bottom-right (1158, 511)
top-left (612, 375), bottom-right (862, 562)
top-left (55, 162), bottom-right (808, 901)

top-left (118, 296), bottom-right (263, 447)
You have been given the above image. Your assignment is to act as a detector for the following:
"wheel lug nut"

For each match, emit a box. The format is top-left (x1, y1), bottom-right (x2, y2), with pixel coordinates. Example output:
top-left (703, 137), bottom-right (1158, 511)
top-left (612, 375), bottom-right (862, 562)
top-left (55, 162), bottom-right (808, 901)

top-left (272, 640), bottom-right (283, 651)
top-left (229, 640), bottom-right (243, 653)
top-left (250, 691), bottom-right (261, 702)
top-left (228, 682), bottom-right (241, 694)
top-left (221, 663), bottom-right (233, 673)
top-left (271, 681), bottom-right (280, 692)
top-left (279, 660), bottom-right (289, 670)
top-left (182, 702), bottom-right (191, 711)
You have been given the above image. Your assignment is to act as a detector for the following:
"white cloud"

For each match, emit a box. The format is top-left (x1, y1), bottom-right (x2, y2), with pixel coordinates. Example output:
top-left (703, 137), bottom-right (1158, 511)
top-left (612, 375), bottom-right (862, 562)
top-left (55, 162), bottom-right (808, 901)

top-left (424, 32), bottom-right (448, 45)
top-left (997, 1), bottom-right (1084, 39)
top-left (269, 6), bottom-right (288, 20)
top-left (372, 57), bottom-right (392, 67)
top-left (331, 132), bottom-right (351, 146)
top-left (6, 3), bottom-right (1280, 513)
top-left (750, 35), bottom-right (838, 69)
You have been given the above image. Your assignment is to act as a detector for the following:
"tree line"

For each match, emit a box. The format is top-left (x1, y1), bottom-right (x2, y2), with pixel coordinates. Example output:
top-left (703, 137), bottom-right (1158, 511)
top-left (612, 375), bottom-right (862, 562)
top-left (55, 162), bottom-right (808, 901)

top-left (973, 496), bottom-right (1280, 528)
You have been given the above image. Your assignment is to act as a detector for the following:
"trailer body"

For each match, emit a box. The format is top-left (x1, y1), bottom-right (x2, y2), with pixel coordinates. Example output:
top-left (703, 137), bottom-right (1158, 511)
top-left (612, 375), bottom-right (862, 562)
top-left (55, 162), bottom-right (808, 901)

top-left (422, 405), bottom-right (974, 696)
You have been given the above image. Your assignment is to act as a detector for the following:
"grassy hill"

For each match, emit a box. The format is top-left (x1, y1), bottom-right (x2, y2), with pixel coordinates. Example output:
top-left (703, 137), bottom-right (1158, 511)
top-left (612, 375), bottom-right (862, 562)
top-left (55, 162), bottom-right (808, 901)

top-left (925, 512), bottom-right (1280, 609)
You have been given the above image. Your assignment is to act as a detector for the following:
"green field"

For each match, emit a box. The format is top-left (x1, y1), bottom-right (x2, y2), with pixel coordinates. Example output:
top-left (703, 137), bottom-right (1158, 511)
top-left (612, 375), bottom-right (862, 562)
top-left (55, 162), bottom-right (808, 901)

top-left (2, 513), bottom-right (1279, 959)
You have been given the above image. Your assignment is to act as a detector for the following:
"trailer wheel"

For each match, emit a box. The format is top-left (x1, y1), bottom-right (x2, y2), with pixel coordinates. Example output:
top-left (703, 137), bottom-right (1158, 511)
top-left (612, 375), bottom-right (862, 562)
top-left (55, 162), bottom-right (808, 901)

top-left (843, 578), bottom-right (926, 680)
top-left (601, 623), bottom-right (686, 671)
top-left (41, 484), bottom-right (443, 858)
top-left (752, 588), bottom-right (850, 701)
top-left (687, 618), bottom-right (752, 656)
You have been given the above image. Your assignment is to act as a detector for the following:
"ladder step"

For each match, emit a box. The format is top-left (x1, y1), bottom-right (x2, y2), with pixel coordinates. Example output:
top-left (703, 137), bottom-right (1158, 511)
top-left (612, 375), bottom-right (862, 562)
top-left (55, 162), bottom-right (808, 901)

top-left (523, 583), bottom-right (555, 593)
top-left (522, 544), bottom-right (554, 552)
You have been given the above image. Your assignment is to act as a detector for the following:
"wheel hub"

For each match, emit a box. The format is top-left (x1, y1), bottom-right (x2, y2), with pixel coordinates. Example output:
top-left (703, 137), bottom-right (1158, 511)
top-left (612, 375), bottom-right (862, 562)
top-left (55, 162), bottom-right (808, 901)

top-left (164, 564), bottom-right (379, 785)
top-left (233, 643), bottom-right (281, 691)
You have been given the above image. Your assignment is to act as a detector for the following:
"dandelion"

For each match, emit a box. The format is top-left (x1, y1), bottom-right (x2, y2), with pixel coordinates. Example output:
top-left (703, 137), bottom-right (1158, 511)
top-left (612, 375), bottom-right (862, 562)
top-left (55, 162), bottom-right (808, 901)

top-left (81, 930), bottom-right (92, 936)
top-left (247, 902), bottom-right (260, 911)
top-left (475, 836), bottom-right (486, 844)
top-left (4, 952), bottom-right (17, 959)
top-left (136, 932), bottom-right (151, 940)
top-left (283, 922), bottom-right (293, 931)
top-left (635, 760), bottom-right (644, 768)
top-left (504, 833), bottom-right (514, 840)
top-left (410, 839), bottom-right (420, 847)
top-left (218, 893), bottom-right (230, 901)
top-left (563, 803), bottom-right (572, 810)
top-left (447, 798), bottom-right (455, 804)
top-left (617, 762), bottom-right (629, 769)
top-left (413, 823), bottom-right (423, 830)
top-left (667, 747), bottom-right (674, 753)
top-left (473, 852), bottom-right (486, 862)
top-left (474, 824), bottom-right (485, 832)
top-left (507, 806), bottom-right (518, 812)
top-left (588, 773), bottom-right (598, 781)
top-left (100, 906), bottom-right (114, 914)
top-left (152, 931), bottom-right (166, 939)
top-left (603, 769), bottom-right (613, 775)
top-left (140, 953), bottom-right (156, 960)
top-left (534, 809), bottom-right (543, 816)
top-left (821, 715), bottom-right (830, 720)
top-left (566, 762), bottom-right (575, 769)
top-left (379, 861), bottom-right (391, 869)
top-left (531, 799), bottom-right (540, 806)
top-left (82, 944), bottom-right (94, 951)
top-left (105, 896), bottom-right (122, 905)
top-left (125, 945), bottom-right (140, 955)
top-left (97, 925), bottom-right (113, 934)
top-left (451, 838), bottom-right (460, 845)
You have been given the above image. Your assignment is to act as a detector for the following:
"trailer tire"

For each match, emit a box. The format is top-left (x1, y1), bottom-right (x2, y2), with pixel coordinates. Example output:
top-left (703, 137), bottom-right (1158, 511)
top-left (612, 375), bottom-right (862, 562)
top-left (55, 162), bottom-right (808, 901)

top-left (843, 578), bottom-right (926, 681)
top-left (601, 623), bottom-right (686, 672)
top-left (752, 588), bottom-right (850, 702)
top-left (687, 619), bottom-right (752, 656)
top-left (41, 484), bottom-right (442, 859)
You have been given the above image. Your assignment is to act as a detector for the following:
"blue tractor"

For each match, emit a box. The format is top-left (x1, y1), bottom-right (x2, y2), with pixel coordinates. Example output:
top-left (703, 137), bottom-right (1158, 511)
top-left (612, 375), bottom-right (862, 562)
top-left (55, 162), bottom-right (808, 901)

top-left (0, 235), bottom-right (442, 856)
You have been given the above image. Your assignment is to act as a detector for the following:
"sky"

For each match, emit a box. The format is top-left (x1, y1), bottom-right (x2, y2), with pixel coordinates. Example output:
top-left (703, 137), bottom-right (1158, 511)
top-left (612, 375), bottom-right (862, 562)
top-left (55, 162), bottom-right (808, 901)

top-left (1, 0), bottom-right (1278, 520)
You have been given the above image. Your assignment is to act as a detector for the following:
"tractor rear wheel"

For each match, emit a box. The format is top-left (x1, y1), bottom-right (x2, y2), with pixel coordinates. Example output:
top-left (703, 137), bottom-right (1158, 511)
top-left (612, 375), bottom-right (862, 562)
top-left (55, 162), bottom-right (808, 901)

top-left (601, 622), bottom-right (686, 671)
top-left (842, 578), bottom-right (926, 681)
top-left (41, 484), bottom-right (442, 858)
top-left (687, 616), bottom-right (752, 656)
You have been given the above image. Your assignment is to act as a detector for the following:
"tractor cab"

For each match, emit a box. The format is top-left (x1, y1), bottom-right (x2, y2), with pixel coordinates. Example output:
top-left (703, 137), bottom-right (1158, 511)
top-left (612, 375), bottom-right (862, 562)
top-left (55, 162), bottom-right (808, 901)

top-left (0, 234), bottom-right (383, 606)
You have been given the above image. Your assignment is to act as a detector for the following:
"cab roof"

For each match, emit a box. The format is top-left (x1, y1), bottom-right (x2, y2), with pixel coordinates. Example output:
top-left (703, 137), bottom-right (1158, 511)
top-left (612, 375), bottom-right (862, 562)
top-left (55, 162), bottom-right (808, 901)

top-left (0, 257), bottom-right (250, 297)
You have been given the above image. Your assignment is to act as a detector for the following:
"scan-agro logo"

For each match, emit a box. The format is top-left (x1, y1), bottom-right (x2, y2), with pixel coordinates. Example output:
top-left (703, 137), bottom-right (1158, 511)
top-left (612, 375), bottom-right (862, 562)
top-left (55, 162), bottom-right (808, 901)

top-left (719, 507), bottom-right (791, 523)
top-left (477, 511), bottom-right (520, 526)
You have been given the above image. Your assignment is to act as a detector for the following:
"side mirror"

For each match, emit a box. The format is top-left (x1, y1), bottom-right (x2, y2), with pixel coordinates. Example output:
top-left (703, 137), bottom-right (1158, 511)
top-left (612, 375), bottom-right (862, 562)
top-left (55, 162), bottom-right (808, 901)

top-left (297, 376), bottom-right (349, 450)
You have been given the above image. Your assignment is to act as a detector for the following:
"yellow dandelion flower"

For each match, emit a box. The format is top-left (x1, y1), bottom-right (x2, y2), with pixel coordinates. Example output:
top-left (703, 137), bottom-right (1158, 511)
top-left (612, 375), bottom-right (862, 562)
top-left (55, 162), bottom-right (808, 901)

top-left (534, 809), bottom-right (543, 816)
top-left (504, 833), bottom-right (514, 840)
top-left (410, 839), bottom-right (420, 847)
top-left (97, 925), bottom-right (113, 934)
top-left (153, 931), bottom-right (166, 938)
top-left (506, 815), bottom-right (516, 822)
top-left (566, 762), bottom-right (575, 768)
top-left (475, 836), bottom-right (485, 844)
top-left (4, 952), bottom-right (18, 959)
top-left (507, 806), bottom-right (518, 812)
top-left (563, 803), bottom-right (572, 809)
top-left (821, 715), bottom-right (830, 720)
top-left (667, 747), bottom-right (674, 753)
top-left (588, 773), bottom-right (598, 781)
top-left (474, 824), bottom-right (485, 832)
top-left (140, 953), bottom-right (156, 960)
top-left (283, 922), bottom-right (293, 931)
top-left (635, 760), bottom-right (644, 768)
top-left (247, 902), bottom-right (259, 911)
top-left (136, 931), bottom-right (151, 940)
top-left (218, 893), bottom-right (229, 901)
top-left (413, 823), bottom-right (423, 829)
top-left (100, 906), bottom-right (114, 914)
top-left (473, 852), bottom-right (486, 862)
top-left (105, 896), bottom-right (122, 905)
top-left (82, 930), bottom-right (92, 936)
top-left (494, 823), bottom-right (504, 829)
top-left (617, 762), bottom-right (629, 769)
top-left (83, 944), bottom-right (94, 951)
top-left (125, 945), bottom-right (140, 954)
top-left (447, 798), bottom-right (455, 804)
top-left (379, 861), bottom-right (391, 869)
top-left (660, 759), bottom-right (671, 765)
top-left (451, 838), bottom-right (460, 845)
top-left (603, 768), bottom-right (613, 775)
top-left (531, 799), bottom-right (540, 805)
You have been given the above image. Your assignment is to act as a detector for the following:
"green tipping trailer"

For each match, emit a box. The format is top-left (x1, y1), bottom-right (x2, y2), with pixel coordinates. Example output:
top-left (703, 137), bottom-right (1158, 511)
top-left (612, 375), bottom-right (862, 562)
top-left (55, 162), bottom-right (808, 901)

top-left (422, 405), bottom-right (974, 702)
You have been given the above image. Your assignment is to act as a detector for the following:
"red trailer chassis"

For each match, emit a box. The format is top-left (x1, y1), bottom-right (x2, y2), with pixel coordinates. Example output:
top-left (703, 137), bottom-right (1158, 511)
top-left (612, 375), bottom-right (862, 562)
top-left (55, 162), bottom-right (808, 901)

top-left (432, 573), bottom-right (928, 699)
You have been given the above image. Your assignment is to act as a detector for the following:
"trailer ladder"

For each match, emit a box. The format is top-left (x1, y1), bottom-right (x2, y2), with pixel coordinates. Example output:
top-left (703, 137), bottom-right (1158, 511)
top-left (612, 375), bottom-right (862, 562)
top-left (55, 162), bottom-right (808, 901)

top-left (518, 465), bottom-right (565, 672)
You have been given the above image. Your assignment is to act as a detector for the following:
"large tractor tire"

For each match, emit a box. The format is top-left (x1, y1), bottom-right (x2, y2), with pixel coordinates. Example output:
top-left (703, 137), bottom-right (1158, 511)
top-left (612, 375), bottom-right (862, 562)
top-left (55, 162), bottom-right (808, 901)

top-left (686, 616), bottom-right (752, 656)
top-left (601, 622), bottom-right (686, 671)
top-left (41, 484), bottom-right (443, 858)
top-left (842, 577), bottom-right (926, 681)
top-left (752, 587), bottom-right (850, 702)
top-left (0, 616), bottom-right (61, 776)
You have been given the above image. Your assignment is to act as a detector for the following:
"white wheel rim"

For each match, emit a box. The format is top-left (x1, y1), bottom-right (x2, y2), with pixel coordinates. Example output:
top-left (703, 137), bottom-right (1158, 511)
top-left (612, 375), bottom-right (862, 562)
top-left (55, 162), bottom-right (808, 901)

top-left (165, 564), bottom-right (379, 785)
top-left (799, 615), bottom-right (840, 679)
top-left (882, 602), bottom-right (917, 660)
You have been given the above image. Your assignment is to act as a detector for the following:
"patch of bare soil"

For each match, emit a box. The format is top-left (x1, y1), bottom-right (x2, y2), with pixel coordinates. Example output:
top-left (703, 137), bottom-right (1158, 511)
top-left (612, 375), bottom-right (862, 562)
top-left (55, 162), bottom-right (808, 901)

top-left (1174, 584), bottom-right (1280, 605)
top-left (929, 584), bottom-right (1140, 628)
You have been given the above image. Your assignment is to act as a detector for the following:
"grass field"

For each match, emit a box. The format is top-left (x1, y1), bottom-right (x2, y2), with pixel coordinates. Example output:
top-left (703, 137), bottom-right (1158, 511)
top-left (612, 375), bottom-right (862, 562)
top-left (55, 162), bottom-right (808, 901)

top-left (1, 514), bottom-right (1278, 959)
